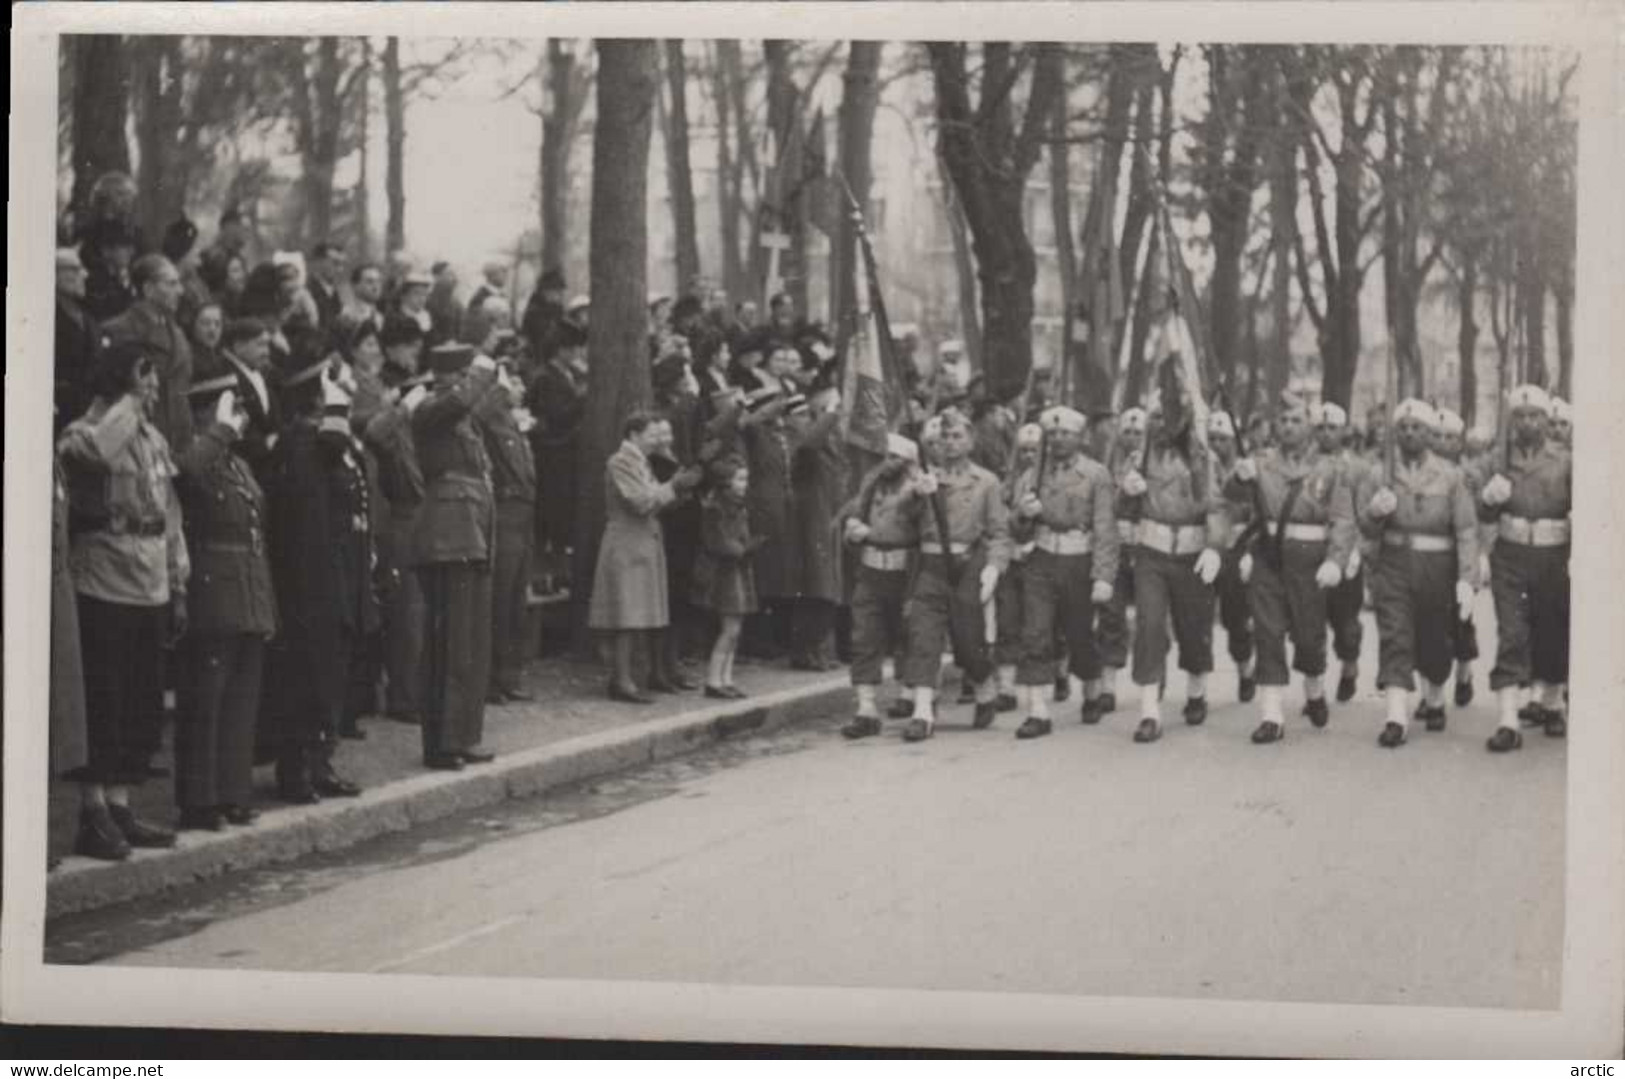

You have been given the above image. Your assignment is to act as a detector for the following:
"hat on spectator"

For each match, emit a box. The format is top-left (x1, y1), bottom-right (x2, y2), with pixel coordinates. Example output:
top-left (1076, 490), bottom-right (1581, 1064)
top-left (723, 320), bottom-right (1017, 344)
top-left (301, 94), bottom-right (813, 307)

top-left (381, 313), bottom-right (425, 348)
top-left (402, 268), bottom-right (433, 289)
top-left (1016, 423), bottom-right (1043, 448)
top-left (161, 217), bottom-right (199, 263)
top-left (921, 416), bottom-right (944, 443)
top-left (1315, 402), bottom-right (1348, 428)
top-left (885, 432), bottom-right (920, 464)
top-left (1466, 424), bottom-right (1493, 447)
top-left (1207, 410), bottom-right (1236, 439)
top-left (1436, 408), bottom-right (1465, 436)
top-left (1507, 384), bottom-right (1551, 413)
top-left (1393, 398), bottom-right (1438, 427)
top-left (1119, 407), bottom-right (1149, 434)
top-left (427, 341), bottom-right (475, 375)
top-left (431, 260), bottom-right (451, 278)
top-left (1277, 389), bottom-right (1310, 420)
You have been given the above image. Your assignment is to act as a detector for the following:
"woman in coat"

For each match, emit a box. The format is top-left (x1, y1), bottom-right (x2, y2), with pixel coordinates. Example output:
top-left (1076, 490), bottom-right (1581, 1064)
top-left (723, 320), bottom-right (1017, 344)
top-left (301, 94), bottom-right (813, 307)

top-left (587, 411), bottom-right (702, 702)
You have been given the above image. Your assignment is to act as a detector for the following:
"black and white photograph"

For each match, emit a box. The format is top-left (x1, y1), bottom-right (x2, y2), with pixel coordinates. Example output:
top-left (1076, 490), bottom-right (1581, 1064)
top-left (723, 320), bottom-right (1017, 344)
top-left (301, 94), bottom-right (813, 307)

top-left (4, 1), bottom-right (1622, 1058)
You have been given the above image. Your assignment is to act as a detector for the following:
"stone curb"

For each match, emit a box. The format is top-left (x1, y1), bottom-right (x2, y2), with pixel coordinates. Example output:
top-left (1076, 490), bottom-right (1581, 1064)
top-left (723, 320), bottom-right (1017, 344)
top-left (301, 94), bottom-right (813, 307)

top-left (46, 674), bottom-right (851, 920)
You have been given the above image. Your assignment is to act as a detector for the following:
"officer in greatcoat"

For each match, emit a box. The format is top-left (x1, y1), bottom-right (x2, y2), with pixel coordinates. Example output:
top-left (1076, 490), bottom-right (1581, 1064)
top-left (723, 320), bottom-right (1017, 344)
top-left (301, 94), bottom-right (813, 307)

top-left (1358, 399), bottom-right (1479, 748)
top-left (412, 342), bottom-right (505, 767)
top-left (172, 375), bottom-right (277, 829)
top-left (101, 253), bottom-right (195, 453)
top-left (1480, 385), bottom-right (1572, 751)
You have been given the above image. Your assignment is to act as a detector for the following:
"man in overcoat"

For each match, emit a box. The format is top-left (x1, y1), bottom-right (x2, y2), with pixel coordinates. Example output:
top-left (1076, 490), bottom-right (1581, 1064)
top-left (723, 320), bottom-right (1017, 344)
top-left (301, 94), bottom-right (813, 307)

top-left (102, 253), bottom-right (195, 453)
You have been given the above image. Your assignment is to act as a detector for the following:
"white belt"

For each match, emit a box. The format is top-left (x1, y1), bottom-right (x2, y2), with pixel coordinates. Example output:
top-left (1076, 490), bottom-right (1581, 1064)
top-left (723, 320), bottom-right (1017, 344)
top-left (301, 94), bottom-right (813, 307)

top-left (1383, 532), bottom-right (1453, 553)
top-left (1228, 521), bottom-right (1252, 546)
top-left (920, 541), bottom-right (970, 556)
top-left (1136, 521), bottom-right (1208, 556)
top-left (1033, 528), bottom-right (1092, 555)
top-left (1499, 516), bottom-right (1570, 547)
top-left (1116, 520), bottom-right (1136, 543)
top-left (1264, 522), bottom-right (1328, 543)
top-left (860, 547), bottom-right (910, 571)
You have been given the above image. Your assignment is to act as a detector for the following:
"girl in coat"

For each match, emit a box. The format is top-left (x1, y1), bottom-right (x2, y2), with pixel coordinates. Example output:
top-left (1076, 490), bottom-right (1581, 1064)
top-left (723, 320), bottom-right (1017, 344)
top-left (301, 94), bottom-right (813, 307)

top-left (692, 456), bottom-right (761, 699)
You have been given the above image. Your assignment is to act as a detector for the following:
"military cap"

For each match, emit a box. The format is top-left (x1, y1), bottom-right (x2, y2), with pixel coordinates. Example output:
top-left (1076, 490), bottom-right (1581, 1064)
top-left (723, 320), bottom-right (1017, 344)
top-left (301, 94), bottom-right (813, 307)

top-left (427, 341), bottom-right (475, 375)
top-left (1507, 384), bottom-right (1550, 413)
top-left (567, 294), bottom-right (590, 313)
top-left (161, 217), bottom-right (199, 263)
top-left (885, 432), bottom-right (920, 464)
top-left (1466, 424), bottom-right (1493, 448)
top-left (1016, 423), bottom-right (1043, 448)
top-left (921, 416), bottom-right (945, 443)
top-left (1040, 406), bottom-right (1086, 434)
top-left (1277, 389), bottom-right (1310, 418)
top-left (1393, 398), bottom-right (1438, 427)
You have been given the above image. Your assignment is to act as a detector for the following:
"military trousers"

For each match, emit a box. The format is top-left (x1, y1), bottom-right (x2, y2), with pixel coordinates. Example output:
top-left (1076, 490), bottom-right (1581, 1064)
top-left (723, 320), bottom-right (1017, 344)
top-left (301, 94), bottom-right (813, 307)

top-left (176, 632), bottom-right (263, 809)
top-left (1131, 547), bottom-right (1216, 686)
top-left (1488, 542), bottom-right (1570, 690)
top-left (1215, 547), bottom-right (1254, 667)
top-left (1372, 547), bottom-right (1457, 693)
top-left (490, 500), bottom-right (536, 694)
top-left (1093, 547), bottom-right (1135, 670)
top-left (1018, 550), bottom-right (1100, 685)
top-left (850, 563), bottom-right (909, 685)
top-left (418, 561), bottom-right (494, 757)
top-left (901, 551), bottom-right (993, 689)
top-left (994, 559), bottom-right (1025, 667)
top-left (1247, 541), bottom-right (1330, 686)
top-left (383, 505), bottom-right (427, 717)
top-left (71, 596), bottom-right (166, 787)
top-left (1326, 565), bottom-right (1365, 664)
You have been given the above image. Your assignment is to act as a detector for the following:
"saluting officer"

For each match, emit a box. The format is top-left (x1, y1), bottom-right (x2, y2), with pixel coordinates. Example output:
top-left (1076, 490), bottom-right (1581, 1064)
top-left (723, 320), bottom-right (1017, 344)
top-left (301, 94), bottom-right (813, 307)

top-left (1008, 406), bottom-right (1118, 740)
top-left (1312, 402), bottom-right (1374, 702)
top-left (897, 408), bottom-right (1011, 741)
top-left (1206, 411), bottom-right (1256, 702)
top-left (993, 423), bottom-right (1043, 712)
top-left (1225, 392), bottom-right (1356, 744)
top-left (839, 433), bottom-right (926, 739)
top-left (172, 376), bottom-right (276, 830)
top-left (1430, 407), bottom-right (1484, 707)
top-left (1481, 385), bottom-right (1572, 751)
top-left (1092, 406), bottom-right (1146, 719)
top-left (1117, 397), bottom-right (1225, 742)
top-left (1359, 399), bottom-right (1479, 748)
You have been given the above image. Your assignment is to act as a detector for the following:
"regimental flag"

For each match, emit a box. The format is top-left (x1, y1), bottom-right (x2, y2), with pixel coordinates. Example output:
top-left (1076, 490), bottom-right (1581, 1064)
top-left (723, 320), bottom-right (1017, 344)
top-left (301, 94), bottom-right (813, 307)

top-left (840, 194), bottom-right (907, 456)
top-left (1076, 151), bottom-right (1127, 415)
top-left (1140, 144), bottom-right (1212, 452)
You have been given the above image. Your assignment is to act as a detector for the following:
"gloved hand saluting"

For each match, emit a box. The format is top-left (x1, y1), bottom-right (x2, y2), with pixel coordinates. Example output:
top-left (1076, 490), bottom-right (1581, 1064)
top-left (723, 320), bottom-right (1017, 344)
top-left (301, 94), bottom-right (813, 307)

top-left (1314, 560), bottom-right (1343, 589)
top-left (844, 518), bottom-right (871, 545)
top-left (1480, 474), bottom-right (1512, 507)
top-left (402, 384), bottom-right (430, 414)
top-left (1194, 547), bottom-right (1222, 585)
top-left (1456, 579), bottom-right (1475, 621)
top-left (1091, 579), bottom-right (1114, 604)
top-left (215, 389), bottom-right (245, 436)
top-left (1120, 470), bottom-right (1148, 498)
top-left (1368, 487), bottom-right (1399, 518)
top-left (1239, 552), bottom-right (1254, 583)
top-left (978, 564), bottom-right (1001, 606)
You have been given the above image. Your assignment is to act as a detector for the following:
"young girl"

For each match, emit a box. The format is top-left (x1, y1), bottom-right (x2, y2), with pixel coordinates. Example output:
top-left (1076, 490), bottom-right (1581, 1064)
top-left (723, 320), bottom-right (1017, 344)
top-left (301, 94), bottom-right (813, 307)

top-left (692, 456), bottom-right (760, 699)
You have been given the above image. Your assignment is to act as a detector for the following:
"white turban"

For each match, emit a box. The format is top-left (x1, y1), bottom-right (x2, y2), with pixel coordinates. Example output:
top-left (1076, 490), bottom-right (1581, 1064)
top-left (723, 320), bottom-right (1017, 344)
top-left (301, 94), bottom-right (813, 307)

top-left (1508, 384), bottom-right (1551, 413)
top-left (1119, 408), bottom-right (1149, 434)
top-left (1393, 398), bottom-right (1438, 428)
top-left (1207, 411), bottom-right (1236, 439)
top-left (1436, 408), bottom-right (1465, 437)
top-left (1040, 406), bottom-right (1085, 434)
top-left (1315, 402), bottom-right (1348, 428)
top-left (885, 432), bottom-right (920, 464)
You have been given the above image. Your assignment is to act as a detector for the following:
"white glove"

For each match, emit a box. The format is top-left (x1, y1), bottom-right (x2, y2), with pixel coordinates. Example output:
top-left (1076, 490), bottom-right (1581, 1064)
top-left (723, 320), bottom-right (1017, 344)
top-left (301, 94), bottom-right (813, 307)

top-left (333, 360), bottom-right (358, 396)
top-left (1091, 579), bottom-right (1113, 604)
top-left (1314, 560), bottom-right (1343, 589)
top-left (1120, 470), bottom-right (1148, 497)
top-left (214, 389), bottom-right (245, 435)
top-left (1346, 546), bottom-right (1362, 578)
top-left (1239, 552), bottom-right (1254, 583)
top-left (978, 564), bottom-right (1001, 606)
top-left (1455, 579), bottom-right (1475, 621)
top-left (512, 406), bottom-right (537, 434)
top-left (913, 470), bottom-right (939, 497)
top-left (320, 368), bottom-right (352, 408)
top-left (1368, 487), bottom-right (1399, 518)
top-left (1234, 457), bottom-right (1258, 483)
top-left (844, 518), bottom-right (871, 544)
top-left (402, 384), bottom-right (429, 414)
top-left (471, 353), bottom-right (498, 373)
top-left (1194, 547), bottom-right (1222, 585)
top-left (1018, 492), bottom-right (1043, 518)
top-left (1481, 473), bottom-right (1512, 507)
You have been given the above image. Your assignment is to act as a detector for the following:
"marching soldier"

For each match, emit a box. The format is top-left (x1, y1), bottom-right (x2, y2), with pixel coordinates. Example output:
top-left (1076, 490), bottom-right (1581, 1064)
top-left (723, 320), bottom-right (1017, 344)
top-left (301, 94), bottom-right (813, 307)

top-left (897, 408), bottom-right (1011, 741)
top-left (1090, 406), bottom-right (1146, 721)
top-left (1008, 406), bottom-right (1118, 740)
top-left (839, 433), bottom-right (926, 739)
top-left (1206, 411), bottom-right (1256, 702)
top-left (1548, 396), bottom-right (1572, 451)
top-left (1313, 402), bottom-right (1374, 702)
top-left (1118, 398), bottom-right (1224, 742)
top-left (1430, 407), bottom-right (1483, 706)
top-left (1359, 399), bottom-right (1479, 748)
top-left (993, 423), bottom-right (1043, 712)
top-left (1482, 385), bottom-right (1572, 750)
top-left (1225, 392), bottom-right (1356, 744)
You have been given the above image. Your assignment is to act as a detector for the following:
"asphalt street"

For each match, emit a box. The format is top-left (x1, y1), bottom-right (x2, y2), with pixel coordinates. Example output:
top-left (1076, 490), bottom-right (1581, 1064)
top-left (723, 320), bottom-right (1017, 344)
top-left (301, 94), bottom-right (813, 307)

top-left (53, 598), bottom-right (1565, 1012)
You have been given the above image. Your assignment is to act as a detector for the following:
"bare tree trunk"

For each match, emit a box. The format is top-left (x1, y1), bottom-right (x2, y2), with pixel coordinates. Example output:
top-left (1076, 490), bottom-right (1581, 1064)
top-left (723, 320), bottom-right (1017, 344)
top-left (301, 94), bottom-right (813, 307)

top-left (763, 41), bottom-right (806, 311)
top-left (305, 38), bottom-right (343, 243)
top-left (1457, 256), bottom-right (1479, 425)
top-left (831, 41), bottom-right (881, 343)
top-left (1111, 50), bottom-right (1158, 378)
top-left (938, 152), bottom-right (981, 371)
top-left (356, 37), bottom-right (373, 261)
top-left (708, 42), bottom-right (745, 300)
top-left (383, 37), bottom-right (406, 255)
top-left (1554, 275), bottom-right (1573, 397)
top-left (662, 40), bottom-right (701, 294)
top-left (573, 39), bottom-right (658, 647)
top-left (1049, 101), bottom-right (1076, 402)
top-left (131, 37), bottom-right (185, 243)
top-left (1122, 213), bottom-right (1160, 409)
top-left (70, 35), bottom-right (132, 219)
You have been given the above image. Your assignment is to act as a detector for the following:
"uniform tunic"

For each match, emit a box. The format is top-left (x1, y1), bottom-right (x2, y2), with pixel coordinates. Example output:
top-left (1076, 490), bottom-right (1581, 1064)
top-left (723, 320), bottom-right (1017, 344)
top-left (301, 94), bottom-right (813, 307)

top-left (1356, 450), bottom-right (1477, 692)
top-left (364, 387), bottom-right (427, 716)
top-left (901, 459), bottom-right (1011, 688)
top-left (477, 391), bottom-right (538, 695)
top-left (1009, 452), bottom-right (1117, 686)
top-left (1224, 445), bottom-right (1355, 687)
top-left (1094, 441), bottom-right (1141, 671)
top-left (843, 467), bottom-right (923, 686)
top-left (1128, 443), bottom-right (1225, 686)
top-left (1483, 441), bottom-right (1571, 690)
top-left (691, 490), bottom-right (759, 616)
top-left (994, 466), bottom-right (1032, 669)
top-left (587, 440), bottom-right (679, 630)
top-left (1327, 447), bottom-right (1379, 666)
top-left (174, 421), bottom-right (278, 809)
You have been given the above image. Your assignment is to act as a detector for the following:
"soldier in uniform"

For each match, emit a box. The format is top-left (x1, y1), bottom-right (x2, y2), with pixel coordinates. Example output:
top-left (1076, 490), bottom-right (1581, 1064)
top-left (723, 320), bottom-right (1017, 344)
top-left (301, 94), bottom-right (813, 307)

top-left (897, 408), bottom-right (1011, 741)
top-left (992, 423), bottom-right (1043, 712)
top-left (1225, 392), bottom-right (1356, 744)
top-left (1206, 411), bottom-right (1256, 702)
top-left (1117, 396), bottom-right (1225, 741)
top-left (1481, 385), bottom-right (1572, 750)
top-left (1312, 403), bottom-right (1374, 702)
top-left (839, 433), bottom-right (927, 739)
top-left (1007, 406), bottom-right (1118, 740)
top-left (412, 343), bottom-right (505, 768)
top-left (172, 376), bottom-right (276, 829)
top-left (1430, 407), bottom-right (1484, 706)
top-left (1359, 399), bottom-right (1479, 748)
top-left (1091, 406), bottom-right (1146, 720)
top-left (1548, 397), bottom-right (1572, 450)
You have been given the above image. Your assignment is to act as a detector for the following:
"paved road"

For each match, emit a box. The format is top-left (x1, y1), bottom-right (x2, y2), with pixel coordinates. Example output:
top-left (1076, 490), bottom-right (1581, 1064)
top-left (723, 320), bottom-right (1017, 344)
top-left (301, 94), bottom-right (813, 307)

top-left (57, 603), bottom-right (1565, 1011)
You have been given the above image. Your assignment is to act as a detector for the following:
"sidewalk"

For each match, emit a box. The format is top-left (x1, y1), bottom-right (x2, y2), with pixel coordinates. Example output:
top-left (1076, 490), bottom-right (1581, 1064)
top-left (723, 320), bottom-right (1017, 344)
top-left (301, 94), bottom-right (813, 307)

top-left (45, 655), bottom-right (851, 918)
